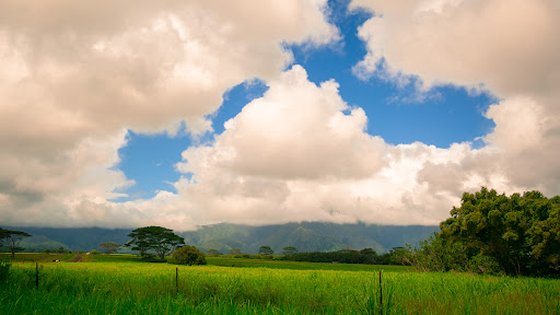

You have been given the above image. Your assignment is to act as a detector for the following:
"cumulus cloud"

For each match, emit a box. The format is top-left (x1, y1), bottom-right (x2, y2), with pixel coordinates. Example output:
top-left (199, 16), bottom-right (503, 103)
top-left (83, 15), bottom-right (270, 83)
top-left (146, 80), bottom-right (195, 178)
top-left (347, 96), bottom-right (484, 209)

top-left (140, 67), bottom-right (474, 228)
top-left (351, 0), bottom-right (560, 196)
top-left (0, 0), bottom-right (338, 228)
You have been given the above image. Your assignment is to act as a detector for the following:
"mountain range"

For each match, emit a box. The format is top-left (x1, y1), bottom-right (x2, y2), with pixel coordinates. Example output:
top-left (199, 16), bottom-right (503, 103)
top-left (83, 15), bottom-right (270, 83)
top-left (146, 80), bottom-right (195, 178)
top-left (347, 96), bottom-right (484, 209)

top-left (4, 222), bottom-right (438, 254)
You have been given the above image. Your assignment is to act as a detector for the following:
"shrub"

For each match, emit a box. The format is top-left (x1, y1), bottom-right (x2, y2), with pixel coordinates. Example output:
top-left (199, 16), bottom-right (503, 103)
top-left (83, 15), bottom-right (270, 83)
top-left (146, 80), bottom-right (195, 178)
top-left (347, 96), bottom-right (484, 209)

top-left (172, 245), bottom-right (207, 265)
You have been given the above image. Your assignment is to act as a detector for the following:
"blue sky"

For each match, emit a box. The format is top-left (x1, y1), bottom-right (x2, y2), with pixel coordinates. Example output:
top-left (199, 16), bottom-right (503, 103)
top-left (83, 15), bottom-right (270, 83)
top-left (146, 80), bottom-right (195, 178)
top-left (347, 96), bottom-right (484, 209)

top-left (116, 0), bottom-right (495, 201)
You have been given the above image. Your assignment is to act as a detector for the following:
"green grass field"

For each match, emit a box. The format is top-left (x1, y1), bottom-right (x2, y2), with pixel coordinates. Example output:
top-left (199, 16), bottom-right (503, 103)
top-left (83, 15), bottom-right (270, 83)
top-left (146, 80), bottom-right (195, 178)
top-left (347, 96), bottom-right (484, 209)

top-left (1, 253), bottom-right (559, 314)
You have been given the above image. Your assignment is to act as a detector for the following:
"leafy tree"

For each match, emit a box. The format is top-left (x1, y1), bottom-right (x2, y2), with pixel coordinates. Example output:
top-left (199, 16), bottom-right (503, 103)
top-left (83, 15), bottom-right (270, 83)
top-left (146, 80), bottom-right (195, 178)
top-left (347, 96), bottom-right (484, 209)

top-left (258, 246), bottom-right (274, 256)
top-left (0, 228), bottom-right (31, 259)
top-left (125, 226), bottom-right (185, 261)
top-left (172, 245), bottom-right (207, 265)
top-left (282, 246), bottom-right (298, 256)
top-left (99, 242), bottom-right (121, 254)
top-left (416, 187), bottom-right (560, 276)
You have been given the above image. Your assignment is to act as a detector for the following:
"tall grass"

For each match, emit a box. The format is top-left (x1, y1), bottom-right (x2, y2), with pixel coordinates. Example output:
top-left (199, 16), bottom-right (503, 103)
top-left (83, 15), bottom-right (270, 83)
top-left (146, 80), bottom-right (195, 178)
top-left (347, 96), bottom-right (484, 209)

top-left (1, 258), bottom-right (558, 314)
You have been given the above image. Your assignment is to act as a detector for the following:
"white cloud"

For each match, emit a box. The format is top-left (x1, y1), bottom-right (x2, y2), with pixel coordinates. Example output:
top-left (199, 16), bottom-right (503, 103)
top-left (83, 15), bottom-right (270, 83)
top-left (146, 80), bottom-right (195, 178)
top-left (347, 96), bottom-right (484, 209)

top-left (0, 0), bottom-right (338, 228)
top-left (143, 67), bottom-right (473, 229)
top-left (351, 0), bottom-right (560, 197)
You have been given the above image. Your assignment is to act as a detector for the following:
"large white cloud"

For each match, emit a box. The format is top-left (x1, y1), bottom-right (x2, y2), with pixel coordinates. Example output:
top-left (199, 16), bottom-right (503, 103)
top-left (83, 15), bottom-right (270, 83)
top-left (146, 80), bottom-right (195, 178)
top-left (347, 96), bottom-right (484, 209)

top-left (351, 0), bottom-right (560, 196)
top-left (0, 0), bottom-right (338, 227)
top-left (138, 67), bottom-right (475, 228)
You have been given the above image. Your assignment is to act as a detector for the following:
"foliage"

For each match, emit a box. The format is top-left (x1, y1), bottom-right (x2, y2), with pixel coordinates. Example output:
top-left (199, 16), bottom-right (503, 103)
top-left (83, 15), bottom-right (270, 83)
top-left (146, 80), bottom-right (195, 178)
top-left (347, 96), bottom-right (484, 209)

top-left (98, 242), bottom-right (121, 254)
top-left (416, 187), bottom-right (560, 276)
top-left (0, 228), bottom-right (31, 259)
top-left (172, 245), bottom-right (207, 265)
top-left (281, 247), bottom-right (414, 266)
top-left (284, 248), bottom-right (378, 264)
top-left (258, 246), bottom-right (274, 256)
top-left (125, 226), bottom-right (185, 261)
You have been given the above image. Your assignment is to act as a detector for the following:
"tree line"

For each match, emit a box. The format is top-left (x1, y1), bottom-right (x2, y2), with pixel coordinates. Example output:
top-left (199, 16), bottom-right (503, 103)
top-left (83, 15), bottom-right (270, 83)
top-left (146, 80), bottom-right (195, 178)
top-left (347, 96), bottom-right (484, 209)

top-left (281, 247), bottom-right (411, 265)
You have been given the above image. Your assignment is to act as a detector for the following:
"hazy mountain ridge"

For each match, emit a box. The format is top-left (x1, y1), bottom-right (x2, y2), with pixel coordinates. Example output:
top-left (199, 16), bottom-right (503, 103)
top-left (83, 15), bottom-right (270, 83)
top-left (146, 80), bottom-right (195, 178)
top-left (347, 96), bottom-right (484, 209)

top-left (183, 222), bottom-right (438, 254)
top-left (4, 223), bottom-right (438, 253)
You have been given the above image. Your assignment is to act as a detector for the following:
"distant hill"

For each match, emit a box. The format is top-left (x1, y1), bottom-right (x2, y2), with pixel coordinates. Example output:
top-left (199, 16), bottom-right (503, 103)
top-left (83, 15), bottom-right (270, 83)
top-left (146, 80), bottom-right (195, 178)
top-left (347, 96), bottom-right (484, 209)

top-left (4, 223), bottom-right (438, 253)
top-left (3, 227), bottom-right (131, 251)
top-left (181, 222), bottom-right (438, 254)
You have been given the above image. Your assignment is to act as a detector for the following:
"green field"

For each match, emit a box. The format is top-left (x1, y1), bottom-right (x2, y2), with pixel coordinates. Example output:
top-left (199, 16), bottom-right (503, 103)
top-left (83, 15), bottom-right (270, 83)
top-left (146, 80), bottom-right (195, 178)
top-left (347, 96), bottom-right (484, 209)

top-left (1, 253), bottom-right (559, 314)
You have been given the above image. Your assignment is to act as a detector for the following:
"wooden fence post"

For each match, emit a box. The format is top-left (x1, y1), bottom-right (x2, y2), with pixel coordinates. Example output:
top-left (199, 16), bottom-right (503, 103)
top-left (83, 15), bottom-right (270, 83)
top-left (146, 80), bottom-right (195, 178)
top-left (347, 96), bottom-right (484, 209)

top-left (175, 267), bottom-right (179, 295)
top-left (35, 262), bottom-right (39, 289)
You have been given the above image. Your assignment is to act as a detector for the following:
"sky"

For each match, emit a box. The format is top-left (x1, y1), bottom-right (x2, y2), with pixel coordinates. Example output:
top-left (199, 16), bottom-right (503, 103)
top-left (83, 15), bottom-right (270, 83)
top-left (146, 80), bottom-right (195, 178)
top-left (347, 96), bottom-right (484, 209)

top-left (0, 0), bottom-right (559, 231)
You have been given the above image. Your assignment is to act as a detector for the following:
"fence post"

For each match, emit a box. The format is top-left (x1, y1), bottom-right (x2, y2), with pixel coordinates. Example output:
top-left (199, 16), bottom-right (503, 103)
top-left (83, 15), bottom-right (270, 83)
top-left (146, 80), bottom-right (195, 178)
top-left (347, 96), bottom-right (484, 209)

top-left (175, 267), bottom-right (179, 295)
top-left (35, 262), bottom-right (39, 289)
top-left (379, 270), bottom-right (383, 315)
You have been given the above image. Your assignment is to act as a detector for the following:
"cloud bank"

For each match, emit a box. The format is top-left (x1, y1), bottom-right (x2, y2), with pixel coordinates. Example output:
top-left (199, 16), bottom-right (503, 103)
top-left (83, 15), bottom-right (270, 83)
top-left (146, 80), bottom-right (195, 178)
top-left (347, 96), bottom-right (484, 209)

top-left (0, 0), bottom-right (558, 230)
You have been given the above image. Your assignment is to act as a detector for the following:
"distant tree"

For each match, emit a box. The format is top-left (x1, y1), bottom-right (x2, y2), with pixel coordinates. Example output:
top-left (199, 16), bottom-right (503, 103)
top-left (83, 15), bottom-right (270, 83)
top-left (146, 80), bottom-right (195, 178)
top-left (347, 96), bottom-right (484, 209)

top-left (0, 228), bottom-right (31, 259)
top-left (258, 246), bottom-right (274, 256)
top-left (125, 226), bottom-right (185, 261)
top-left (173, 245), bottom-right (207, 265)
top-left (99, 242), bottom-right (121, 254)
top-left (282, 246), bottom-right (298, 256)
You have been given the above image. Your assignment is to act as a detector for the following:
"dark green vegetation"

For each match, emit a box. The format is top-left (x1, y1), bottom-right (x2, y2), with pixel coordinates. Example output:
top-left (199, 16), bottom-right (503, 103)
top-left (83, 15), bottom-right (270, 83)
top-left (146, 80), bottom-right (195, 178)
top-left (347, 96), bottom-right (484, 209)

top-left (4, 223), bottom-right (438, 253)
top-left (283, 247), bottom-right (412, 266)
top-left (172, 245), bottom-right (207, 265)
top-left (0, 253), bottom-right (558, 314)
top-left (126, 226), bottom-right (185, 261)
top-left (415, 188), bottom-right (560, 277)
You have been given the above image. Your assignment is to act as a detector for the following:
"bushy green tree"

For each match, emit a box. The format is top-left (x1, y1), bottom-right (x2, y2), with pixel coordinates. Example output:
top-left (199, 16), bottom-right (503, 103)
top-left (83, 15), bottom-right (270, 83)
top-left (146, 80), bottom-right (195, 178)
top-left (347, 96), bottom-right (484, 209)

top-left (172, 245), bottom-right (207, 265)
top-left (416, 187), bottom-right (559, 276)
top-left (126, 226), bottom-right (185, 261)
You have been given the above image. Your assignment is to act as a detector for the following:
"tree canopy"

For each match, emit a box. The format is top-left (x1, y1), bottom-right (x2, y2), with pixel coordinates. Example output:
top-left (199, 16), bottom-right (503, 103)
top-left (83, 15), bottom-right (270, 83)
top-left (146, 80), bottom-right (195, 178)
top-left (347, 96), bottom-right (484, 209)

top-left (98, 242), bottom-right (121, 254)
top-left (125, 226), bottom-right (185, 261)
top-left (172, 245), bottom-right (207, 265)
top-left (0, 228), bottom-right (31, 259)
top-left (416, 187), bottom-right (559, 276)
